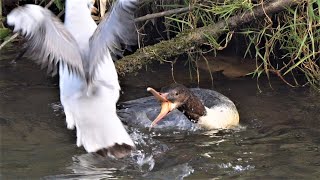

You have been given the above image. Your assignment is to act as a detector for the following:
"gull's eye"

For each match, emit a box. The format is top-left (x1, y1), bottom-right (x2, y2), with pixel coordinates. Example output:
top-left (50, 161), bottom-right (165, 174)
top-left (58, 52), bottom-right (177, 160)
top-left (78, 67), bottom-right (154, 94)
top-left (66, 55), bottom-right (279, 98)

top-left (175, 92), bottom-right (179, 96)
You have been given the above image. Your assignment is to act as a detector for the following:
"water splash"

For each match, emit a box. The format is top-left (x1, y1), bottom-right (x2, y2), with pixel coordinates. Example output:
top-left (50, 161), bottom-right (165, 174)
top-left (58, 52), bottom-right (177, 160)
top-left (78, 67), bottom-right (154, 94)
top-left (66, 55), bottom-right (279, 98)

top-left (131, 150), bottom-right (155, 171)
top-left (142, 163), bottom-right (194, 180)
top-left (218, 162), bottom-right (255, 173)
top-left (50, 102), bottom-right (64, 117)
top-left (44, 154), bottom-right (117, 179)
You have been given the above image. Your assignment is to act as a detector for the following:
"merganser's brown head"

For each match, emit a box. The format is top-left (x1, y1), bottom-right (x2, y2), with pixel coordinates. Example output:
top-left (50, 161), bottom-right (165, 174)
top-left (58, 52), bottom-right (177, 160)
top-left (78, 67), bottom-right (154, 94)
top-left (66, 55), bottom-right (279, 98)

top-left (147, 83), bottom-right (206, 129)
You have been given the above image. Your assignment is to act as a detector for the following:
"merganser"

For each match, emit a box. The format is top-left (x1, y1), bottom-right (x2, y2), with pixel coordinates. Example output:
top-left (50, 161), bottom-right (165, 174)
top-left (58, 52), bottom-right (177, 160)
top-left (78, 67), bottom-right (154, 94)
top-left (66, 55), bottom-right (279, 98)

top-left (117, 84), bottom-right (239, 131)
top-left (148, 83), bottom-right (239, 130)
top-left (7, 0), bottom-right (139, 158)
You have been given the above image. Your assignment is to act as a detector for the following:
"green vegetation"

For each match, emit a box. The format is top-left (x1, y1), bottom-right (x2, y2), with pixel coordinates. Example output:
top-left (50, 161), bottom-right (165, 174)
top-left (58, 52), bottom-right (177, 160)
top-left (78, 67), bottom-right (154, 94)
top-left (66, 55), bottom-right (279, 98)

top-left (0, 28), bottom-right (10, 40)
top-left (159, 0), bottom-right (319, 90)
top-left (0, 0), bottom-right (9, 41)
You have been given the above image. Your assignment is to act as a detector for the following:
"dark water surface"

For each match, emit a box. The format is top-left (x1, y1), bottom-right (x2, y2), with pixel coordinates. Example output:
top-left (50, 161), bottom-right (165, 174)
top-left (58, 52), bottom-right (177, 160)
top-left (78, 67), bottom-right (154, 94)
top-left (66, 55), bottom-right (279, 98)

top-left (1, 47), bottom-right (320, 179)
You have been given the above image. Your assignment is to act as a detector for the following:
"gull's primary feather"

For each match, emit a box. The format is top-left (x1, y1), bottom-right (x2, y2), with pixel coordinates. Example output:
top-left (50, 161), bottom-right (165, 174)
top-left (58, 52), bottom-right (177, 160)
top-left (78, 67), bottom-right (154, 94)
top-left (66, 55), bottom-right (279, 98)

top-left (7, 4), bottom-right (85, 78)
top-left (88, 0), bottom-right (138, 82)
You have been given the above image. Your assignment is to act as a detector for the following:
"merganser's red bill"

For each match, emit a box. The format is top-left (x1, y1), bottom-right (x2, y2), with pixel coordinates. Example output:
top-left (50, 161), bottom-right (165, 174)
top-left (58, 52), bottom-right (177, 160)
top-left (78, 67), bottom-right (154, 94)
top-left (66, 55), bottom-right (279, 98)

top-left (147, 87), bottom-right (173, 130)
top-left (147, 87), bottom-right (167, 102)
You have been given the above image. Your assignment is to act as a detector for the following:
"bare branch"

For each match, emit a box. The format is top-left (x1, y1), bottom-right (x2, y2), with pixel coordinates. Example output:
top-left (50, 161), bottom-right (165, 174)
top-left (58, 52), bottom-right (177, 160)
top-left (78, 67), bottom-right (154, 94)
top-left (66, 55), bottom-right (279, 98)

top-left (0, 33), bottom-right (18, 50)
top-left (135, 6), bottom-right (194, 22)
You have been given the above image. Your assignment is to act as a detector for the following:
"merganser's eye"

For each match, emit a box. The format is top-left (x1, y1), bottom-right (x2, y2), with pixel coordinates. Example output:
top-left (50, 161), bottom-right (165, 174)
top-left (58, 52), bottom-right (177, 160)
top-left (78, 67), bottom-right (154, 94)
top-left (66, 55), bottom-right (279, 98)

top-left (175, 92), bottom-right (179, 96)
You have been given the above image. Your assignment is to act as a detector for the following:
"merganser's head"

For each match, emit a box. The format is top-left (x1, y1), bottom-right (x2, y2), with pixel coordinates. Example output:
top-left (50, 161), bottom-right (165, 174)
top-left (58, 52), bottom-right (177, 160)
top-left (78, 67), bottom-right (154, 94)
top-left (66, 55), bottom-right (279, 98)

top-left (148, 83), bottom-right (206, 129)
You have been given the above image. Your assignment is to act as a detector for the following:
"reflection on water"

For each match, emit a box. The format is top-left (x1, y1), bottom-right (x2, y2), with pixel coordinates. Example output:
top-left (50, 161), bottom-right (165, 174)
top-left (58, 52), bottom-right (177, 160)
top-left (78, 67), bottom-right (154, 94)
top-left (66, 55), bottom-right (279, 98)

top-left (1, 47), bottom-right (320, 179)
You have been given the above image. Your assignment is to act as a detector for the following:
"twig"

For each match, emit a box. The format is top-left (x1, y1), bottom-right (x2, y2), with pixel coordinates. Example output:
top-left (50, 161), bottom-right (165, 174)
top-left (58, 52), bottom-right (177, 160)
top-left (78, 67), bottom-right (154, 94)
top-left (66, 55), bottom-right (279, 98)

top-left (0, 33), bottom-right (18, 50)
top-left (44, 0), bottom-right (56, 8)
top-left (134, 6), bottom-right (194, 22)
top-left (57, 9), bottom-right (65, 18)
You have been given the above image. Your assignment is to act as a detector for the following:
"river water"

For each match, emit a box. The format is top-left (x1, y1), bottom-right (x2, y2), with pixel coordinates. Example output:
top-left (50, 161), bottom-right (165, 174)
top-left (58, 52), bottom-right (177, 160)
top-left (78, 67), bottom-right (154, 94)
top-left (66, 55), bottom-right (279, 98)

top-left (1, 47), bottom-right (319, 179)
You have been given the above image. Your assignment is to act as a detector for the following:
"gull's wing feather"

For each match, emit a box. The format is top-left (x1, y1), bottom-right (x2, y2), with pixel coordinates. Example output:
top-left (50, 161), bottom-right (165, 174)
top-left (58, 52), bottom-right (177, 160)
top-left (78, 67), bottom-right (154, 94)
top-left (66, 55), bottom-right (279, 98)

top-left (88, 0), bottom-right (138, 81)
top-left (7, 4), bottom-right (85, 78)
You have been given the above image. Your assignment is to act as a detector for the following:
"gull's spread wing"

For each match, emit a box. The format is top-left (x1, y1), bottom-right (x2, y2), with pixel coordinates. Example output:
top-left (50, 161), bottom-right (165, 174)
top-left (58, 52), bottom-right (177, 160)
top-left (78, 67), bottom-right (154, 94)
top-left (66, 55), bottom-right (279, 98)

top-left (87, 0), bottom-right (138, 81)
top-left (7, 5), bottom-right (85, 77)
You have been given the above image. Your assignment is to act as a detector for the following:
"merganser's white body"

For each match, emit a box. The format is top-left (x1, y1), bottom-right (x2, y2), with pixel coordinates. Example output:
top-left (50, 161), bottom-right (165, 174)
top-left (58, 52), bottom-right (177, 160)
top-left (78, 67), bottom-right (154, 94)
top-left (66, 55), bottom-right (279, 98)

top-left (197, 104), bottom-right (239, 130)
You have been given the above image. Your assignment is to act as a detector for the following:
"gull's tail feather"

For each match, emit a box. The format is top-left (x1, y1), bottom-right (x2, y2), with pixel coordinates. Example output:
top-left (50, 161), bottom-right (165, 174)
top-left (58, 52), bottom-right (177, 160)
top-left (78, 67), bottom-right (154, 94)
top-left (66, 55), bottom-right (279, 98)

top-left (96, 143), bottom-right (134, 159)
top-left (71, 88), bottom-right (135, 158)
top-left (75, 114), bottom-right (135, 158)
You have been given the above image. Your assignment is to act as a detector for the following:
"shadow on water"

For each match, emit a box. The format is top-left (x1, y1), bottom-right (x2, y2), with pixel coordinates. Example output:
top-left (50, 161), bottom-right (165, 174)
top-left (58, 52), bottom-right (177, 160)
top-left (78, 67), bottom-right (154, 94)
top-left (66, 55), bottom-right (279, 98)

top-left (1, 47), bottom-right (320, 179)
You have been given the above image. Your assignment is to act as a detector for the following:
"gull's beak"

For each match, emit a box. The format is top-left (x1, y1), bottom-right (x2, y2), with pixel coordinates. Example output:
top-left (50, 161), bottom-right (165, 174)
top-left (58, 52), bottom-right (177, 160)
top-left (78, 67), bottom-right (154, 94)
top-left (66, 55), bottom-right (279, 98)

top-left (147, 87), bottom-right (174, 130)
